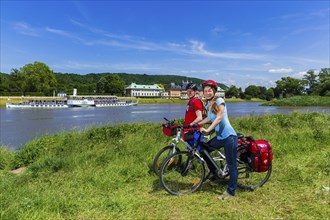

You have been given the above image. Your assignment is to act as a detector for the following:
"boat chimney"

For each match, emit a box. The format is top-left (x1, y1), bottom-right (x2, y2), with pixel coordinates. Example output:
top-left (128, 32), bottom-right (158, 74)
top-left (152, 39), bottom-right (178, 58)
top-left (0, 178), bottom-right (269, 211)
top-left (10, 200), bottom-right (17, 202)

top-left (73, 88), bottom-right (77, 96)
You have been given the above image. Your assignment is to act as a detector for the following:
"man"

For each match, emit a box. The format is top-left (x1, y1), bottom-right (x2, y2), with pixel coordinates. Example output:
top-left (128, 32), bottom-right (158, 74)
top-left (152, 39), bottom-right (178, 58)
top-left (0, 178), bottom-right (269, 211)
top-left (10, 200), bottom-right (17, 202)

top-left (184, 82), bottom-right (203, 127)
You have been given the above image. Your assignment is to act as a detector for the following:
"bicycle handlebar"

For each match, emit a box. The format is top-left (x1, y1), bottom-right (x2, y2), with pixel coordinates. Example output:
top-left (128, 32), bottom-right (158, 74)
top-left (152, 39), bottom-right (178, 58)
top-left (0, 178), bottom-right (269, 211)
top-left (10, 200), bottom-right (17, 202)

top-left (162, 117), bottom-right (215, 135)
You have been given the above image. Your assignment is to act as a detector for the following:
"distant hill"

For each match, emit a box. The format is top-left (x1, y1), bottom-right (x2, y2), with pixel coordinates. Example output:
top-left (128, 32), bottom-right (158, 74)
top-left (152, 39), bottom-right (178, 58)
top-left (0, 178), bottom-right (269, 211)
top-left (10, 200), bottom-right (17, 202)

top-left (0, 71), bottom-right (228, 96)
top-left (56, 72), bottom-right (229, 90)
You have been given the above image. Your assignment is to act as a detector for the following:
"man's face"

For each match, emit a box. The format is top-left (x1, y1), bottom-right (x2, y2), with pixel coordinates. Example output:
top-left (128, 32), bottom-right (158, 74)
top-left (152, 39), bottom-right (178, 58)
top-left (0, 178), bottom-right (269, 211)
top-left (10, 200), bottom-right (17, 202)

top-left (187, 89), bottom-right (196, 98)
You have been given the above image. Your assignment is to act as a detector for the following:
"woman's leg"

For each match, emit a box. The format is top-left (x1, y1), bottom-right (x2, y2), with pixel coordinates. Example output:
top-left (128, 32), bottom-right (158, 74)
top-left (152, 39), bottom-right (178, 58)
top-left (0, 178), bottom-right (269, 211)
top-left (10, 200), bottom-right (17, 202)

top-left (223, 135), bottom-right (238, 196)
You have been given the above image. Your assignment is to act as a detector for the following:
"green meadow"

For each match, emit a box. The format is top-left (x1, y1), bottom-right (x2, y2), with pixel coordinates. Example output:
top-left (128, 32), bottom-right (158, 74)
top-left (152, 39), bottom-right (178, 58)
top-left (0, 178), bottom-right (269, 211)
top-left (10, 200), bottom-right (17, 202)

top-left (261, 95), bottom-right (330, 107)
top-left (0, 112), bottom-right (329, 219)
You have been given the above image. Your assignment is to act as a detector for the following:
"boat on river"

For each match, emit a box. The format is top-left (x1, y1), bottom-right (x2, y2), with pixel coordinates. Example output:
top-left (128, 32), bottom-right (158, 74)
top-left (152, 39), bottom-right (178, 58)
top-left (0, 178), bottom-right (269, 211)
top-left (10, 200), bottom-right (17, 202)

top-left (6, 100), bottom-right (69, 108)
top-left (6, 96), bottom-right (138, 108)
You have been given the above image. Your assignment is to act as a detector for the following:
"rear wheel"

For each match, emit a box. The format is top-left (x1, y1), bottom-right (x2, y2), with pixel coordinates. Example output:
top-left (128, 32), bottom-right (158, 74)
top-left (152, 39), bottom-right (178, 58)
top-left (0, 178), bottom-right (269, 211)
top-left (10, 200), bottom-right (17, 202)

top-left (160, 151), bottom-right (205, 195)
top-left (153, 145), bottom-right (180, 175)
top-left (237, 162), bottom-right (272, 190)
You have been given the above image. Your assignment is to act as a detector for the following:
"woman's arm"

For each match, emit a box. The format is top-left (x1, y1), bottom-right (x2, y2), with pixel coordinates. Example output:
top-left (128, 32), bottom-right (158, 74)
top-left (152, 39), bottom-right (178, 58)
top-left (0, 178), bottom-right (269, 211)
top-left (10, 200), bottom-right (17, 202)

top-left (201, 104), bottom-right (224, 133)
top-left (196, 116), bottom-right (210, 126)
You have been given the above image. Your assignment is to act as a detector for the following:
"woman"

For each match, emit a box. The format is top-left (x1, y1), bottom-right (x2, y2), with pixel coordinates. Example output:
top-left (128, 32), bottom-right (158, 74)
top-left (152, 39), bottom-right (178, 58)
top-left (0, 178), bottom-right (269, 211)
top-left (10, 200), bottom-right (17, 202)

top-left (197, 80), bottom-right (238, 200)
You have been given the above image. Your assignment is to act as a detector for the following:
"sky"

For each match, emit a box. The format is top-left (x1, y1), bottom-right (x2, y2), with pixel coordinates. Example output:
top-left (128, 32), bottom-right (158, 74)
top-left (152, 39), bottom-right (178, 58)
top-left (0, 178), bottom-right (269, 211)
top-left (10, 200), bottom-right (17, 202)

top-left (1, 1), bottom-right (329, 89)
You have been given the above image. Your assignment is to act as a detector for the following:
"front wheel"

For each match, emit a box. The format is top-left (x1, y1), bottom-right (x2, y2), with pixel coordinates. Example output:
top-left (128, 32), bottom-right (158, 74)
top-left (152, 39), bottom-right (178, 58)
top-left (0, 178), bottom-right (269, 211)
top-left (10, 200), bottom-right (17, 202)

top-left (237, 162), bottom-right (272, 190)
top-left (153, 145), bottom-right (180, 175)
top-left (160, 151), bottom-right (205, 195)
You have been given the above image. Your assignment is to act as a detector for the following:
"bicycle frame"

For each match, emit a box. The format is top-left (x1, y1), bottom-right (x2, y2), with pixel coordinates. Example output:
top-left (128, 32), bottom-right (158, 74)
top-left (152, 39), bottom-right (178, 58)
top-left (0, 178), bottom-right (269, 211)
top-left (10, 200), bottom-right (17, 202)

top-left (187, 133), bottom-right (238, 179)
top-left (198, 145), bottom-right (229, 178)
top-left (159, 131), bottom-right (273, 195)
top-left (169, 126), bottom-right (212, 152)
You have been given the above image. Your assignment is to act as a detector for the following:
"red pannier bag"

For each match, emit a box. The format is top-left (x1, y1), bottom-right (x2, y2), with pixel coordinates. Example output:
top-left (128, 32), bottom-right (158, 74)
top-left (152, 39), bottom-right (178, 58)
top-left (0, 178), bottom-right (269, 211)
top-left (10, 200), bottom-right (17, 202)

top-left (182, 128), bottom-right (195, 141)
top-left (237, 139), bottom-right (249, 163)
top-left (246, 137), bottom-right (273, 172)
top-left (162, 122), bottom-right (178, 137)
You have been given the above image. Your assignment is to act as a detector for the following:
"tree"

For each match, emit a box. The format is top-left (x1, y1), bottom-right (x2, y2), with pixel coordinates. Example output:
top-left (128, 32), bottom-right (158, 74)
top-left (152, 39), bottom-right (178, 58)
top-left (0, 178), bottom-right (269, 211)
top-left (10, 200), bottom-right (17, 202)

top-left (303, 70), bottom-right (318, 94)
top-left (225, 85), bottom-right (240, 98)
top-left (244, 85), bottom-right (260, 98)
top-left (107, 75), bottom-right (126, 95)
top-left (9, 68), bottom-right (27, 94)
top-left (275, 77), bottom-right (305, 97)
top-left (17, 62), bottom-right (57, 95)
top-left (258, 86), bottom-right (267, 100)
top-left (314, 68), bottom-right (330, 96)
top-left (96, 77), bottom-right (108, 93)
top-left (96, 74), bottom-right (125, 95)
top-left (265, 88), bottom-right (275, 101)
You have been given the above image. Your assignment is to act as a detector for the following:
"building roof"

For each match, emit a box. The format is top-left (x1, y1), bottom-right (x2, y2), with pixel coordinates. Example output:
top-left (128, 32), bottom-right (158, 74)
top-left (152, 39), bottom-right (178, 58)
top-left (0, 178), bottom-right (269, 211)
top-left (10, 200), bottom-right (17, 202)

top-left (126, 83), bottom-right (162, 90)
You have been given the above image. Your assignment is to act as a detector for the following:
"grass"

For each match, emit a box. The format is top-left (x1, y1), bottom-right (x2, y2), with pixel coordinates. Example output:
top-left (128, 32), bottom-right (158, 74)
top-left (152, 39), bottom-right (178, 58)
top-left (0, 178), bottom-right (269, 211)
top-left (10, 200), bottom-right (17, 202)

top-left (261, 95), bottom-right (330, 107)
top-left (1, 113), bottom-right (330, 219)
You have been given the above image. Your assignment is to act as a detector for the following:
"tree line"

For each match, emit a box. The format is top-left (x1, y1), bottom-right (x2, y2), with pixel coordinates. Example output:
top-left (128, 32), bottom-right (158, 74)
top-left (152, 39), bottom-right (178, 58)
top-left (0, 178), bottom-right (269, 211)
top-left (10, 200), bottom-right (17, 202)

top-left (0, 61), bottom-right (329, 100)
top-left (225, 68), bottom-right (329, 100)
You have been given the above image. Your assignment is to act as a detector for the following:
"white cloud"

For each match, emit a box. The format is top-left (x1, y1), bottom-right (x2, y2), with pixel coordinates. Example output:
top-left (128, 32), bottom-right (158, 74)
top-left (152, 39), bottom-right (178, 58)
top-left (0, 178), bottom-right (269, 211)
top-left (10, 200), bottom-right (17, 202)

top-left (189, 40), bottom-right (266, 60)
top-left (260, 43), bottom-right (279, 51)
top-left (45, 27), bottom-right (84, 43)
top-left (268, 68), bottom-right (294, 74)
top-left (293, 71), bottom-right (307, 78)
top-left (211, 26), bottom-right (227, 36)
top-left (12, 22), bottom-right (39, 36)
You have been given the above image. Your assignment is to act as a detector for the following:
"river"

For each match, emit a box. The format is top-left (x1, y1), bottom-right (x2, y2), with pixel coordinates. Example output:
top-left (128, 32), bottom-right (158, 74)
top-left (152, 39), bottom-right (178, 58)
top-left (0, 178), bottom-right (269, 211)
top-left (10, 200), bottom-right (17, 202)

top-left (1, 102), bottom-right (329, 150)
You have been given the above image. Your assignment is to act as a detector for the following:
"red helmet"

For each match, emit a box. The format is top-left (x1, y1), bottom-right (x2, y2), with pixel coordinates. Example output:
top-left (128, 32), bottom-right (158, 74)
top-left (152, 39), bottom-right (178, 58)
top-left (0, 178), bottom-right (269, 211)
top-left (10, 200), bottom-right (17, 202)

top-left (202, 80), bottom-right (218, 90)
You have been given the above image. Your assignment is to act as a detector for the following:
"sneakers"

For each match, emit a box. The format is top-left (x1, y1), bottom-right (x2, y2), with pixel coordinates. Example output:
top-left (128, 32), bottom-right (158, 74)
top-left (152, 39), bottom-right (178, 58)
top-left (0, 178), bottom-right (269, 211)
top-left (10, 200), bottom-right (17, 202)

top-left (205, 172), bottom-right (218, 181)
top-left (218, 191), bottom-right (235, 200)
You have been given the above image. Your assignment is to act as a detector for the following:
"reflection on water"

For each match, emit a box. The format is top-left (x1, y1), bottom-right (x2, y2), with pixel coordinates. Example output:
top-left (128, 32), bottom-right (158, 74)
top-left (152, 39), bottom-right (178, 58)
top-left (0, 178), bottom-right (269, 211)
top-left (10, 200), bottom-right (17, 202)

top-left (1, 102), bottom-right (329, 150)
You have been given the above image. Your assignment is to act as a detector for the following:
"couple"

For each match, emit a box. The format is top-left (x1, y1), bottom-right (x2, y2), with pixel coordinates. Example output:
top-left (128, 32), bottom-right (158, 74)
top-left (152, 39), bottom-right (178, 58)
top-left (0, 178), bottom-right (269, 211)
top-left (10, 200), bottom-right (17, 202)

top-left (184, 80), bottom-right (238, 201)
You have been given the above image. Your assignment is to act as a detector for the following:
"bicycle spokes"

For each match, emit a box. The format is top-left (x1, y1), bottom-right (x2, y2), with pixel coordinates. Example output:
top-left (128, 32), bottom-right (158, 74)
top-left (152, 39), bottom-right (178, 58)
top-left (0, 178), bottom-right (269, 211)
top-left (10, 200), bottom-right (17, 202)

top-left (237, 163), bottom-right (272, 190)
top-left (160, 152), bottom-right (205, 195)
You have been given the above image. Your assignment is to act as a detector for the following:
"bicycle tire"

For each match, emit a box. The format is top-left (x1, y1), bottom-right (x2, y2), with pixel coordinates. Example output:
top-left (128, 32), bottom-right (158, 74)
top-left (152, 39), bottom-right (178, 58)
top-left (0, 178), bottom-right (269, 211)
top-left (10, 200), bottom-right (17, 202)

top-left (160, 151), bottom-right (205, 195)
top-left (237, 162), bottom-right (272, 191)
top-left (153, 145), bottom-right (180, 175)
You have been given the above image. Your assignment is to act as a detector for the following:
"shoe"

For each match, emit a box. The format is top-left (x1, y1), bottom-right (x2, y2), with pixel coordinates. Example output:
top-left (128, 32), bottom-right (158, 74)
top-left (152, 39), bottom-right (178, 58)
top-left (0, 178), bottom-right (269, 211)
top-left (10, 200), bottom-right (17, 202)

top-left (205, 172), bottom-right (218, 181)
top-left (218, 191), bottom-right (235, 200)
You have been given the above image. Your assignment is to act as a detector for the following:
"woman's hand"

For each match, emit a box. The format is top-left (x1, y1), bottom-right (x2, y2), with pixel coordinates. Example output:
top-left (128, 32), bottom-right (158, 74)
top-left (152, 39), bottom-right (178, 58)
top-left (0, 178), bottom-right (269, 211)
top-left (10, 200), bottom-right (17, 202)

top-left (200, 127), bottom-right (208, 133)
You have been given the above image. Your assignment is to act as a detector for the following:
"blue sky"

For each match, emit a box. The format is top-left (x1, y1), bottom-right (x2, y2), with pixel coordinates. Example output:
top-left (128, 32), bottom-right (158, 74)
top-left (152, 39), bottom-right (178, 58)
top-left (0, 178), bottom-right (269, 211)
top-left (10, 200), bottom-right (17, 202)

top-left (1, 1), bottom-right (329, 89)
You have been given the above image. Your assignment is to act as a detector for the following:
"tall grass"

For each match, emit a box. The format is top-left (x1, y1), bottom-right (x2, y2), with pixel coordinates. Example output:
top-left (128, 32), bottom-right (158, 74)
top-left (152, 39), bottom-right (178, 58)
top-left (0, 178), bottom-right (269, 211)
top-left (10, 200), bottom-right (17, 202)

top-left (1, 112), bottom-right (329, 219)
top-left (261, 95), bottom-right (330, 106)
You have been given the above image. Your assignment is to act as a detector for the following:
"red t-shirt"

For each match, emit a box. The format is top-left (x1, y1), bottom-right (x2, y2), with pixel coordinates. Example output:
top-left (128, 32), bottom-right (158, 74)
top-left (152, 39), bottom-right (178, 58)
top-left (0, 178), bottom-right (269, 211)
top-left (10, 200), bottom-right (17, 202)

top-left (184, 97), bottom-right (203, 127)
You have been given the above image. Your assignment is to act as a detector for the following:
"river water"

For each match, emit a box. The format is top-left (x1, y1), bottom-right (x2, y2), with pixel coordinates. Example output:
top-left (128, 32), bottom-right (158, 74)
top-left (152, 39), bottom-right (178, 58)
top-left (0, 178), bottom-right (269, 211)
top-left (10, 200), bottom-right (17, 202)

top-left (1, 102), bottom-right (329, 150)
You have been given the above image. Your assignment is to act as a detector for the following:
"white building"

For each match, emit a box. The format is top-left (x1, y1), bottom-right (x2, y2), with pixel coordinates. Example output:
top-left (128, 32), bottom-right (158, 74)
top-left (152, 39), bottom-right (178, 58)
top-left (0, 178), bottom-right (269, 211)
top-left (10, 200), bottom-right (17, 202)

top-left (125, 83), bottom-right (163, 97)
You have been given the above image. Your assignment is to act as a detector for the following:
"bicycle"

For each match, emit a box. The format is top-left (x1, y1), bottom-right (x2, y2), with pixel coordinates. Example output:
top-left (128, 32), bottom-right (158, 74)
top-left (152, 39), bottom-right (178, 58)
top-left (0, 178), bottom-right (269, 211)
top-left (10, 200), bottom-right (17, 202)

top-left (152, 118), bottom-right (212, 176)
top-left (159, 130), bottom-right (272, 195)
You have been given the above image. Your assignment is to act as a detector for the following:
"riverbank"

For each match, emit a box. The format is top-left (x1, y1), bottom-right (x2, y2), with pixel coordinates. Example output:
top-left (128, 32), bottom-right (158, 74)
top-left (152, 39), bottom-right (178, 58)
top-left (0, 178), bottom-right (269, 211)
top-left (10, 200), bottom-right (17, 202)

top-left (1, 112), bottom-right (329, 219)
top-left (261, 95), bottom-right (330, 107)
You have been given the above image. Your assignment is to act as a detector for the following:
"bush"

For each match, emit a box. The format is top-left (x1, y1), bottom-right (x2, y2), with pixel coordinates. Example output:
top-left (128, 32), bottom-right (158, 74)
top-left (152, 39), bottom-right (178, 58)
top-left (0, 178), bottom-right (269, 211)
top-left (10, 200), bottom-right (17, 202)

top-left (0, 147), bottom-right (14, 170)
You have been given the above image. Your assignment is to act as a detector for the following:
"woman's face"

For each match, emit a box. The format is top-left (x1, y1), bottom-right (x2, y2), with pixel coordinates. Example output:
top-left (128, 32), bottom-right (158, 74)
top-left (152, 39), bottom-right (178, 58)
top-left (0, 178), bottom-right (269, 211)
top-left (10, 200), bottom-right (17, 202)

top-left (203, 86), bottom-right (214, 100)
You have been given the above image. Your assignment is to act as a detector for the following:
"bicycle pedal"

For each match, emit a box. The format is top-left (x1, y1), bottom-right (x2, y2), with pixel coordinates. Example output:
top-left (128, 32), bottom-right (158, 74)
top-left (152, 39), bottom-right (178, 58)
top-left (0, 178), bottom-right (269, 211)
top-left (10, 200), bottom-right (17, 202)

top-left (192, 178), bottom-right (201, 188)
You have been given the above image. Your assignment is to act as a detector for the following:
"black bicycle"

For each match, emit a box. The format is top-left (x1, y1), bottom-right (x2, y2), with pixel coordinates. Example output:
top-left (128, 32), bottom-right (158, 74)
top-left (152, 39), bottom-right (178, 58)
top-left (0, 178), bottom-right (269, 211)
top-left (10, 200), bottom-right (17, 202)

top-left (153, 118), bottom-right (212, 176)
top-left (159, 131), bottom-right (272, 195)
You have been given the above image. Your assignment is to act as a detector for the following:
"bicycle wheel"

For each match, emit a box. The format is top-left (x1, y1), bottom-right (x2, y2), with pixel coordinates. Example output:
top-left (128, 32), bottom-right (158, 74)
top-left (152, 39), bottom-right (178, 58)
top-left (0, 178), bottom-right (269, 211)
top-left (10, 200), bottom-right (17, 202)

top-left (160, 151), bottom-right (205, 195)
top-left (153, 145), bottom-right (180, 175)
top-left (237, 162), bottom-right (272, 190)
